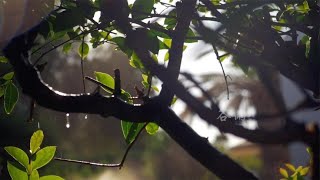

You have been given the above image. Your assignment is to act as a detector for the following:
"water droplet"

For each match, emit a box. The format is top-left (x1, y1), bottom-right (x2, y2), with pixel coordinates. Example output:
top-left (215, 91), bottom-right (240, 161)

top-left (84, 114), bottom-right (88, 119)
top-left (66, 113), bottom-right (70, 128)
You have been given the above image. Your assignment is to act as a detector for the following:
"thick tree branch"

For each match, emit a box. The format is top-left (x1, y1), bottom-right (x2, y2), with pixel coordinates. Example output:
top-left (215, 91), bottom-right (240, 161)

top-left (157, 107), bottom-right (257, 179)
top-left (159, 0), bottom-right (197, 105)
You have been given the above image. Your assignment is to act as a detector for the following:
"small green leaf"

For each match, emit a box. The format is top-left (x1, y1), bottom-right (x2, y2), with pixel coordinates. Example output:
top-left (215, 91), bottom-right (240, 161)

top-left (0, 56), bottom-right (8, 63)
top-left (62, 43), bottom-right (72, 54)
top-left (39, 175), bottom-right (64, 180)
top-left (279, 168), bottom-right (288, 178)
top-left (220, 54), bottom-right (230, 62)
top-left (171, 96), bottom-right (178, 105)
top-left (146, 123), bottom-right (159, 135)
top-left (299, 167), bottom-right (309, 176)
top-left (7, 161), bottom-right (28, 180)
top-left (121, 121), bottom-right (145, 144)
top-left (129, 52), bottom-right (145, 71)
top-left (110, 37), bottom-right (133, 57)
top-left (132, 0), bottom-right (155, 20)
top-left (4, 146), bottom-right (29, 169)
top-left (78, 42), bottom-right (89, 59)
top-left (94, 71), bottom-right (114, 93)
top-left (3, 72), bottom-right (14, 80)
top-left (164, 51), bottom-right (170, 61)
top-left (30, 130), bottom-right (44, 155)
top-left (185, 28), bottom-right (198, 43)
top-left (4, 81), bottom-right (19, 114)
top-left (30, 170), bottom-right (40, 180)
top-left (31, 146), bottom-right (56, 171)
top-left (285, 163), bottom-right (296, 172)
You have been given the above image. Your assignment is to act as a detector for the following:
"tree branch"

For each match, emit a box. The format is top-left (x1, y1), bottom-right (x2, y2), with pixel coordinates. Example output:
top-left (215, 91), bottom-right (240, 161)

top-left (158, 0), bottom-right (197, 105)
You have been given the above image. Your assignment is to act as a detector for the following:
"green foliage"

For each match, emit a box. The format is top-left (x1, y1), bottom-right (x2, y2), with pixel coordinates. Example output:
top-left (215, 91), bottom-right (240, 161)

top-left (146, 123), bottom-right (159, 135)
top-left (4, 130), bottom-right (63, 180)
top-left (121, 121), bottom-right (145, 144)
top-left (0, 56), bottom-right (8, 63)
top-left (78, 42), bottom-right (89, 59)
top-left (4, 81), bottom-right (19, 114)
top-left (131, 0), bottom-right (155, 20)
top-left (279, 148), bottom-right (311, 180)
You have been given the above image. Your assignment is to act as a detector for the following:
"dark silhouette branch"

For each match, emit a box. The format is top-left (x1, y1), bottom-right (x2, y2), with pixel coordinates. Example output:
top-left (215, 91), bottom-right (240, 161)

top-left (159, 0), bottom-right (197, 105)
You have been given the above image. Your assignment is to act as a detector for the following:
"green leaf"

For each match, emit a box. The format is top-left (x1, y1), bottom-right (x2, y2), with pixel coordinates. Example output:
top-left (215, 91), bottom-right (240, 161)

top-left (4, 81), bottom-right (19, 114)
top-left (164, 10), bottom-right (177, 29)
top-left (0, 56), bottom-right (8, 63)
top-left (4, 146), bottom-right (29, 169)
top-left (285, 163), bottom-right (296, 172)
top-left (171, 96), bottom-right (178, 105)
top-left (31, 146), bottom-right (56, 171)
top-left (3, 72), bottom-right (14, 80)
top-left (30, 130), bottom-right (44, 155)
top-left (164, 51), bottom-right (170, 61)
top-left (299, 167), bottom-right (309, 176)
top-left (39, 175), bottom-right (64, 180)
top-left (146, 123), bottom-right (159, 135)
top-left (121, 121), bottom-right (145, 144)
top-left (129, 52), bottom-right (145, 71)
top-left (279, 168), bottom-right (288, 178)
top-left (132, 0), bottom-right (155, 20)
top-left (185, 28), bottom-right (198, 43)
top-left (94, 71), bottom-right (114, 93)
top-left (62, 43), bottom-right (72, 54)
top-left (78, 42), bottom-right (89, 59)
top-left (220, 54), bottom-right (230, 62)
top-left (7, 161), bottom-right (28, 180)
top-left (51, 8), bottom-right (86, 33)
top-left (110, 37), bottom-right (133, 57)
top-left (0, 85), bottom-right (5, 97)
top-left (30, 170), bottom-right (40, 180)
top-left (146, 30), bottom-right (160, 54)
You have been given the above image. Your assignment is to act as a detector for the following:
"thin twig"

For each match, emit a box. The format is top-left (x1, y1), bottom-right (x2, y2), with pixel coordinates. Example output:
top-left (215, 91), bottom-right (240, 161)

top-left (211, 44), bottom-right (230, 100)
top-left (32, 28), bottom-right (97, 66)
top-left (181, 72), bottom-right (215, 108)
top-left (54, 157), bottom-right (121, 167)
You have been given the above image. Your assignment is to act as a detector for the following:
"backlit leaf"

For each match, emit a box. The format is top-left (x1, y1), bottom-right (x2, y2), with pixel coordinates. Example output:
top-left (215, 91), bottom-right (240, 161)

top-left (78, 42), bottom-right (89, 59)
top-left (121, 121), bottom-right (145, 144)
top-left (7, 161), bottom-right (28, 180)
top-left (30, 170), bottom-right (39, 180)
top-left (3, 72), bottom-right (14, 80)
top-left (30, 130), bottom-right (44, 155)
top-left (62, 43), bottom-right (72, 54)
top-left (94, 71), bottom-right (114, 93)
top-left (146, 123), bottom-right (159, 135)
top-left (0, 56), bottom-right (8, 63)
top-left (31, 146), bottom-right (56, 171)
top-left (5, 146), bottom-right (29, 168)
top-left (279, 168), bottom-right (288, 178)
top-left (285, 163), bottom-right (296, 172)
